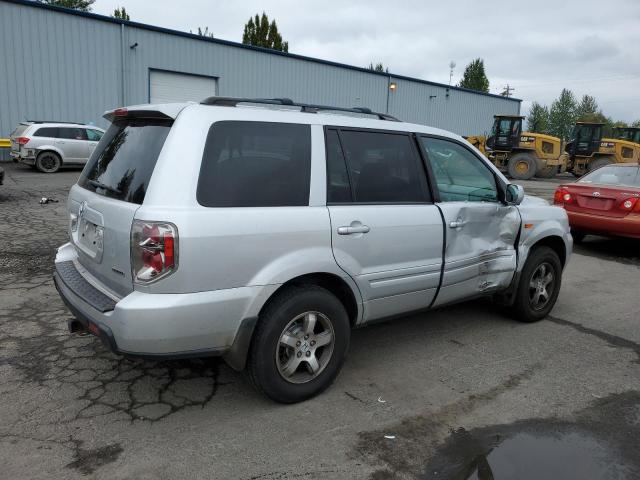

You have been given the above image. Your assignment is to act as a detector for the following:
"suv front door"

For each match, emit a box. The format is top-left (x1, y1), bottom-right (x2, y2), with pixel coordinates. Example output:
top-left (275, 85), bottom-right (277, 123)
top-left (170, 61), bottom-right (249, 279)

top-left (420, 136), bottom-right (520, 307)
top-left (325, 128), bottom-right (443, 322)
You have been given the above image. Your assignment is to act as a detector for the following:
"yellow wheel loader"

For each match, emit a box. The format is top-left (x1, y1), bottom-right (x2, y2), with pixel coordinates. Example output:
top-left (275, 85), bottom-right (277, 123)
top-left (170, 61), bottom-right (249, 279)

top-left (563, 122), bottom-right (640, 177)
top-left (466, 115), bottom-right (565, 180)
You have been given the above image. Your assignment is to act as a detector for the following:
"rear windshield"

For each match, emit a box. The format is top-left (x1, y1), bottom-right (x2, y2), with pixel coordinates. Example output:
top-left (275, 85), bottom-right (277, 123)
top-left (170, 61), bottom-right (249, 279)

top-left (78, 118), bottom-right (172, 204)
top-left (578, 165), bottom-right (640, 187)
top-left (197, 121), bottom-right (311, 207)
top-left (11, 124), bottom-right (29, 137)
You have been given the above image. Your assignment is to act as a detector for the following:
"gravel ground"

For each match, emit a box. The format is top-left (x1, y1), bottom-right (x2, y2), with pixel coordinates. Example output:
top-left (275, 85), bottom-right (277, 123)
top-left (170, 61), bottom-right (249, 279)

top-left (1, 162), bottom-right (638, 479)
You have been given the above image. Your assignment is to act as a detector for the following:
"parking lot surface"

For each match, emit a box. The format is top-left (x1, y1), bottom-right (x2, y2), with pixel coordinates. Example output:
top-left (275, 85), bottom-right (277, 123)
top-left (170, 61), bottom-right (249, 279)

top-left (1, 163), bottom-right (639, 479)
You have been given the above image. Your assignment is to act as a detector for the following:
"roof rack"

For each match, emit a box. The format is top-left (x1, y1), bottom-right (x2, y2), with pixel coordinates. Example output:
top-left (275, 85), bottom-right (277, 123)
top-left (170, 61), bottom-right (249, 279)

top-left (200, 97), bottom-right (399, 121)
top-left (23, 120), bottom-right (85, 125)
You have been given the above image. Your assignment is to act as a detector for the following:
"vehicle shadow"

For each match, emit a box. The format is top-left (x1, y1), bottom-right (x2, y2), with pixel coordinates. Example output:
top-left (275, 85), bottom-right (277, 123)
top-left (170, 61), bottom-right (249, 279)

top-left (574, 235), bottom-right (640, 267)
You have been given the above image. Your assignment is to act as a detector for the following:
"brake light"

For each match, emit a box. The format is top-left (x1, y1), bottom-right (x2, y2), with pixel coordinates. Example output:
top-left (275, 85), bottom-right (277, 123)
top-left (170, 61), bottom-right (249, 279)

top-left (16, 136), bottom-right (30, 145)
top-left (114, 108), bottom-right (128, 117)
top-left (553, 187), bottom-right (573, 204)
top-left (618, 197), bottom-right (639, 212)
top-left (131, 221), bottom-right (178, 283)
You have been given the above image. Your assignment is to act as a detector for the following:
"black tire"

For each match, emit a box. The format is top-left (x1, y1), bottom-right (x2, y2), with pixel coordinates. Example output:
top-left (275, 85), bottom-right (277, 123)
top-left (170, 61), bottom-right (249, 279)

top-left (36, 151), bottom-right (62, 173)
top-left (247, 285), bottom-right (350, 403)
top-left (507, 153), bottom-right (537, 180)
top-left (588, 156), bottom-right (613, 172)
top-left (511, 246), bottom-right (562, 323)
top-left (535, 165), bottom-right (557, 179)
top-left (571, 231), bottom-right (586, 243)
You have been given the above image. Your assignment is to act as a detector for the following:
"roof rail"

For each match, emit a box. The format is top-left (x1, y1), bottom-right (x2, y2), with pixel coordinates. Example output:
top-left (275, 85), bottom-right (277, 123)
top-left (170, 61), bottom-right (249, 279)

top-left (200, 97), bottom-right (400, 121)
top-left (23, 120), bottom-right (85, 125)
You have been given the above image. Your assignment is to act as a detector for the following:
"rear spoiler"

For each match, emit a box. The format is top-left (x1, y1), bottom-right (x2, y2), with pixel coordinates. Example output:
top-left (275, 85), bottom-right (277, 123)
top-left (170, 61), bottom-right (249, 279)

top-left (103, 103), bottom-right (187, 122)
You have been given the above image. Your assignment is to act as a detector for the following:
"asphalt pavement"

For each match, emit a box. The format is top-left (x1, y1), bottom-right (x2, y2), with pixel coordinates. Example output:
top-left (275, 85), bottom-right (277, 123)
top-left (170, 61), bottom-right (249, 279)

top-left (0, 162), bottom-right (638, 479)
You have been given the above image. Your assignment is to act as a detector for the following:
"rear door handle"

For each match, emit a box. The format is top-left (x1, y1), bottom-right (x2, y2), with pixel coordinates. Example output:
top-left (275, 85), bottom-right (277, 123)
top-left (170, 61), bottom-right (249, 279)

top-left (449, 220), bottom-right (466, 229)
top-left (337, 224), bottom-right (370, 235)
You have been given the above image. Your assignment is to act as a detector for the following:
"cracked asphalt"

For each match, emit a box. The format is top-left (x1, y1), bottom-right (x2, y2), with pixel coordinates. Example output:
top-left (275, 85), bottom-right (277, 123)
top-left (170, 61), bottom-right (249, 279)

top-left (1, 163), bottom-right (639, 479)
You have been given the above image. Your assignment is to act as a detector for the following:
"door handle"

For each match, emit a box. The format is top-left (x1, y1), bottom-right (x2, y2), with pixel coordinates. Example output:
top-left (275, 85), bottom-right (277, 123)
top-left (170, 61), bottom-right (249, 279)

top-left (449, 220), bottom-right (466, 229)
top-left (337, 224), bottom-right (370, 235)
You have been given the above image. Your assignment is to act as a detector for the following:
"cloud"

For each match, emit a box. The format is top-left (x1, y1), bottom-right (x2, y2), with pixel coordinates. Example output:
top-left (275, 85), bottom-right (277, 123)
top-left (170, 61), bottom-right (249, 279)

top-left (92, 0), bottom-right (640, 122)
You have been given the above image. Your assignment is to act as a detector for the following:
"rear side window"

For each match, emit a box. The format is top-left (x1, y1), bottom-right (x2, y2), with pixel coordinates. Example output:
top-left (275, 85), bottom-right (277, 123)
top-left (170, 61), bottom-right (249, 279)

top-left (59, 127), bottom-right (87, 140)
top-left (78, 118), bottom-right (172, 204)
top-left (334, 130), bottom-right (428, 203)
top-left (197, 121), bottom-right (311, 207)
top-left (34, 127), bottom-right (59, 138)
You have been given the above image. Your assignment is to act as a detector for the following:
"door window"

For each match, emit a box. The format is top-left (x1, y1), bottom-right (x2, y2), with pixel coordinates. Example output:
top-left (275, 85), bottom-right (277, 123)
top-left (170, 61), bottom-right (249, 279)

top-left (86, 129), bottom-right (103, 141)
top-left (331, 130), bottom-right (428, 203)
top-left (325, 130), bottom-right (352, 203)
top-left (421, 137), bottom-right (499, 203)
top-left (58, 127), bottom-right (88, 140)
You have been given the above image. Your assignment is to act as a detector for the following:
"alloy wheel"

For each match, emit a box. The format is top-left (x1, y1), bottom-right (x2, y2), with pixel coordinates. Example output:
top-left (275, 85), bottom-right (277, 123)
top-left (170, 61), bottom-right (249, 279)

top-left (528, 262), bottom-right (555, 311)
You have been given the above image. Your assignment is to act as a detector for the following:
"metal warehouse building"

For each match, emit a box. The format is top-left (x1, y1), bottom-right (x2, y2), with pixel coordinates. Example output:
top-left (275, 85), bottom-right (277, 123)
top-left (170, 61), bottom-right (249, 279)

top-left (0, 0), bottom-right (520, 142)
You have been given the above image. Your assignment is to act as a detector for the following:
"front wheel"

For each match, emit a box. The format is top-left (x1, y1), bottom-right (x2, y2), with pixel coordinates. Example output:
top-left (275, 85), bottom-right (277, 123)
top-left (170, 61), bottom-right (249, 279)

top-left (507, 153), bottom-right (537, 180)
top-left (247, 286), bottom-right (350, 403)
top-left (511, 246), bottom-right (562, 322)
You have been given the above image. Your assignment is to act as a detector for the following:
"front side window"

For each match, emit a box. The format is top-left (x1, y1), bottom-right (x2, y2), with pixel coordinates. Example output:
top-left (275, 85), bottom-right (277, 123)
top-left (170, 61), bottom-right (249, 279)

top-left (335, 130), bottom-right (427, 203)
top-left (197, 121), bottom-right (311, 207)
top-left (421, 137), bottom-right (498, 202)
top-left (86, 129), bottom-right (103, 141)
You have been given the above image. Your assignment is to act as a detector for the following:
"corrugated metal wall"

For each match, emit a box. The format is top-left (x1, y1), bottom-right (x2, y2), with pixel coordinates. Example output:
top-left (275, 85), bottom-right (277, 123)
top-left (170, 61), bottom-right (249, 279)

top-left (0, 0), bottom-right (519, 140)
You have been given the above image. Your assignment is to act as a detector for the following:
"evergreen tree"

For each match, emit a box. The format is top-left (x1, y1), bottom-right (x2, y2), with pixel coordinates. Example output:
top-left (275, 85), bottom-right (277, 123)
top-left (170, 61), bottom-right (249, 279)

top-left (527, 102), bottom-right (550, 133)
top-left (191, 26), bottom-right (214, 38)
top-left (242, 13), bottom-right (288, 52)
top-left (37, 0), bottom-right (94, 10)
top-left (112, 7), bottom-right (130, 21)
top-left (368, 62), bottom-right (388, 73)
top-left (458, 58), bottom-right (489, 93)
top-left (575, 94), bottom-right (600, 121)
top-left (548, 89), bottom-right (577, 140)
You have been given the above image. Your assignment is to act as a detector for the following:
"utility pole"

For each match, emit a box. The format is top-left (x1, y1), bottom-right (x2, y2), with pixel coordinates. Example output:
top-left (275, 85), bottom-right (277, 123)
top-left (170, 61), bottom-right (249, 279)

top-left (449, 61), bottom-right (456, 86)
top-left (501, 84), bottom-right (515, 97)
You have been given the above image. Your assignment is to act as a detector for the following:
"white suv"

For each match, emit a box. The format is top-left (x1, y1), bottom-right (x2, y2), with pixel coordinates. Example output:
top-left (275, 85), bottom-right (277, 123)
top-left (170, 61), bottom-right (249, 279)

top-left (54, 98), bottom-right (572, 403)
top-left (9, 121), bottom-right (104, 173)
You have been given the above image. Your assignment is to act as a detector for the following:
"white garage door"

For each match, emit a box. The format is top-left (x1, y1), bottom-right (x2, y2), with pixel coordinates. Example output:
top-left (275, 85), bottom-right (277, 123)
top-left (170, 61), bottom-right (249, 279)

top-left (149, 70), bottom-right (217, 104)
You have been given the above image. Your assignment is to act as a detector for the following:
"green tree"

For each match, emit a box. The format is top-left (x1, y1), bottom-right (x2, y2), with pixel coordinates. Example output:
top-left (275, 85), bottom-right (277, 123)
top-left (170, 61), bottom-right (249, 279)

top-left (112, 7), bottom-right (130, 20)
top-left (368, 62), bottom-right (388, 73)
top-left (632, 119), bottom-right (640, 128)
top-left (458, 58), bottom-right (489, 93)
top-left (575, 94), bottom-right (600, 121)
top-left (526, 102), bottom-right (550, 133)
top-left (548, 89), bottom-right (577, 140)
top-left (37, 0), bottom-right (94, 10)
top-left (191, 26), bottom-right (214, 38)
top-left (242, 13), bottom-right (289, 52)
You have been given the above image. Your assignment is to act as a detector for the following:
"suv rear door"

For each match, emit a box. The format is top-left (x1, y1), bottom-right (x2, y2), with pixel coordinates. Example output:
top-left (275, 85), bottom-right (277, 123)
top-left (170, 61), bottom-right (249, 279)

top-left (70, 115), bottom-right (173, 296)
top-left (419, 136), bottom-right (520, 306)
top-left (58, 127), bottom-right (89, 163)
top-left (325, 128), bottom-right (443, 322)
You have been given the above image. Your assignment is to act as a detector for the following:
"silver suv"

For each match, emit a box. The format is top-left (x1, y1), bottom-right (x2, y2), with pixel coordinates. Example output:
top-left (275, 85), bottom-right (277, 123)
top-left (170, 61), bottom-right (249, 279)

top-left (9, 121), bottom-right (104, 173)
top-left (54, 98), bottom-right (572, 403)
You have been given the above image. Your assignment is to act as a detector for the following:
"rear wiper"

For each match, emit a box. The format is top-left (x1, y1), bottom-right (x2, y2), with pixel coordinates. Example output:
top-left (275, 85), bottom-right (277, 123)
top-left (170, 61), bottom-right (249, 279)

top-left (88, 179), bottom-right (121, 195)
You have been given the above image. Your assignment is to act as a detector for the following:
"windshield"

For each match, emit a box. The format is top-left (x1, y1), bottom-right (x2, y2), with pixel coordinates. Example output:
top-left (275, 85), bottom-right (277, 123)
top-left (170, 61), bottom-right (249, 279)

top-left (578, 165), bottom-right (640, 187)
top-left (78, 118), bottom-right (172, 204)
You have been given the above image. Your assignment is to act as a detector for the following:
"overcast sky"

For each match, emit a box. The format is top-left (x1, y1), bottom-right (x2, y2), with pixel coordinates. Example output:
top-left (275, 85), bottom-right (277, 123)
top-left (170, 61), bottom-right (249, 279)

top-left (93, 0), bottom-right (640, 122)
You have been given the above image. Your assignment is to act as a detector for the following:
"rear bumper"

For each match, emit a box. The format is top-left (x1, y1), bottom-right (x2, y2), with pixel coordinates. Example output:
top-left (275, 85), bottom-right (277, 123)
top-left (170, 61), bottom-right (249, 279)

top-left (54, 243), bottom-right (277, 366)
top-left (567, 210), bottom-right (640, 239)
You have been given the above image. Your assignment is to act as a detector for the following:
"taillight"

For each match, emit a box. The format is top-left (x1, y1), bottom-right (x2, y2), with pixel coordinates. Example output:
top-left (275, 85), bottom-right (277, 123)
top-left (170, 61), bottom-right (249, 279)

top-left (16, 136), bottom-right (30, 145)
top-left (131, 220), bottom-right (178, 283)
top-left (553, 187), bottom-right (573, 205)
top-left (618, 197), bottom-right (639, 212)
top-left (114, 108), bottom-right (128, 117)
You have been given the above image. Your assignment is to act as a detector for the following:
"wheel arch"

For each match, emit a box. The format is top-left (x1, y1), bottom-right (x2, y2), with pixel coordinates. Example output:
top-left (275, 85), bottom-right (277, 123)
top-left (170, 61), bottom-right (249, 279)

top-left (36, 148), bottom-right (64, 163)
top-left (529, 235), bottom-right (567, 267)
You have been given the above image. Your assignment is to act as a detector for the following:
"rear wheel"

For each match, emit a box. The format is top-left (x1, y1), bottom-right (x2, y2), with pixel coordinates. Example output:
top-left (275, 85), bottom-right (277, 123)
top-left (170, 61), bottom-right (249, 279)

top-left (588, 156), bottom-right (613, 172)
top-left (247, 286), bottom-right (350, 403)
top-left (507, 153), bottom-right (537, 180)
top-left (511, 246), bottom-right (562, 322)
top-left (36, 151), bottom-right (61, 173)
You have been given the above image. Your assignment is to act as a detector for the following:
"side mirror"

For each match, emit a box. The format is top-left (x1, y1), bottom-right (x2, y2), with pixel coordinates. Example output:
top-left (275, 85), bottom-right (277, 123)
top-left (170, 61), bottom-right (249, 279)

top-left (505, 184), bottom-right (525, 205)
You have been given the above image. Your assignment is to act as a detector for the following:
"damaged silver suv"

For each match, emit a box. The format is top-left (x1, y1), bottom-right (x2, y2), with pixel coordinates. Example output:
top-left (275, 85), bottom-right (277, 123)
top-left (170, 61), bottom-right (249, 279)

top-left (54, 98), bottom-right (572, 403)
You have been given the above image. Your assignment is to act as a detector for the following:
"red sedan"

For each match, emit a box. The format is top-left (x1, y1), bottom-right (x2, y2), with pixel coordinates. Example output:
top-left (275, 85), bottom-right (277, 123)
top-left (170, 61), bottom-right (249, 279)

top-left (554, 164), bottom-right (640, 241)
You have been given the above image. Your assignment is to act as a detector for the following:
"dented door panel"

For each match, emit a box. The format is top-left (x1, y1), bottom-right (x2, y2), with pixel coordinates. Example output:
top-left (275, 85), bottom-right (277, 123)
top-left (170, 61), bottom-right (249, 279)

top-left (433, 202), bottom-right (520, 307)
